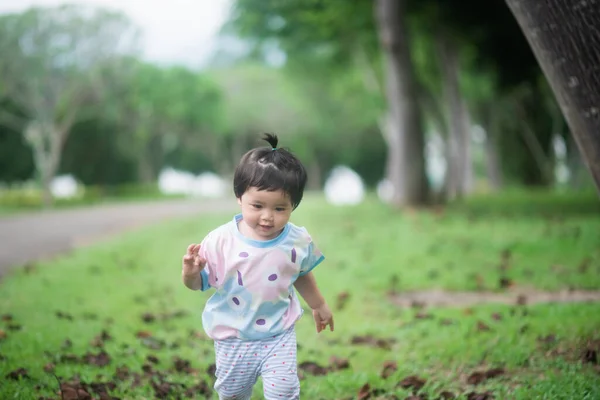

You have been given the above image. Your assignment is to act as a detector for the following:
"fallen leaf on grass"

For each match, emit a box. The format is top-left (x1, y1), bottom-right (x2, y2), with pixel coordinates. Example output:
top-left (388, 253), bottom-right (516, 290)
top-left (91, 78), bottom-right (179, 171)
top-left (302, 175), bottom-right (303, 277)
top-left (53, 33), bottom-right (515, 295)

top-left (151, 381), bottom-right (179, 399)
top-left (329, 355), bottom-right (350, 371)
top-left (60, 353), bottom-right (79, 363)
top-left (298, 361), bottom-right (328, 376)
top-left (0, 329), bottom-right (6, 340)
top-left (381, 360), bottom-right (397, 379)
top-left (43, 363), bottom-right (55, 373)
top-left (173, 356), bottom-right (195, 373)
top-left (114, 366), bottom-right (131, 380)
top-left (6, 323), bottom-right (21, 331)
top-left (142, 312), bottom-right (156, 323)
top-left (59, 379), bottom-right (117, 400)
top-left (491, 313), bottom-right (502, 321)
top-left (82, 350), bottom-right (111, 367)
top-left (578, 257), bottom-right (591, 273)
top-left (336, 292), bottom-right (350, 311)
top-left (467, 368), bottom-right (505, 385)
top-left (438, 391), bottom-right (456, 399)
top-left (136, 330), bottom-right (152, 338)
top-left (147, 355), bottom-right (160, 364)
top-left (55, 311), bottom-right (74, 321)
top-left (2, 314), bottom-right (13, 321)
top-left (184, 381), bottom-right (211, 397)
top-left (60, 383), bottom-right (91, 400)
top-left (189, 329), bottom-right (208, 339)
top-left (351, 335), bottom-right (396, 350)
top-left (582, 339), bottom-right (599, 364)
top-left (476, 321), bottom-right (491, 332)
top-left (498, 277), bottom-right (513, 289)
top-left (357, 383), bottom-right (390, 400)
top-left (398, 375), bottom-right (426, 391)
top-left (537, 334), bottom-right (556, 344)
top-left (207, 363), bottom-right (216, 377)
top-left (466, 391), bottom-right (494, 400)
top-left (415, 312), bottom-right (434, 320)
top-left (6, 367), bottom-right (29, 380)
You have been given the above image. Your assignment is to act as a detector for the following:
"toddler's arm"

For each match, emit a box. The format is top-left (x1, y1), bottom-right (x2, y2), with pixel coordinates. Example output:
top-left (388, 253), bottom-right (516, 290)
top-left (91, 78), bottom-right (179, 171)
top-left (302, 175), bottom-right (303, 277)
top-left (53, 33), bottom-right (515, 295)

top-left (294, 272), bottom-right (334, 332)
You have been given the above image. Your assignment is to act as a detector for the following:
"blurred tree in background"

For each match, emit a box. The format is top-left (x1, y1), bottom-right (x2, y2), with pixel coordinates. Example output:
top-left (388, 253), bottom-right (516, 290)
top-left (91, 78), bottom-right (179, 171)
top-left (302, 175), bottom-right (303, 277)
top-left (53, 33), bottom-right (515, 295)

top-left (0, 4), bottom-right (139, 206)
top-left (0, 1), bottom-right (597, 207)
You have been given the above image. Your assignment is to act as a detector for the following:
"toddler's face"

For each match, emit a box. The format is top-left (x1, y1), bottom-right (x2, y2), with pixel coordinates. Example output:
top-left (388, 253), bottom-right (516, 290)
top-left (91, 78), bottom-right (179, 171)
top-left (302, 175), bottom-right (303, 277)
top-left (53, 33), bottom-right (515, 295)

top-left (237, 187), bottom-right (293, 240)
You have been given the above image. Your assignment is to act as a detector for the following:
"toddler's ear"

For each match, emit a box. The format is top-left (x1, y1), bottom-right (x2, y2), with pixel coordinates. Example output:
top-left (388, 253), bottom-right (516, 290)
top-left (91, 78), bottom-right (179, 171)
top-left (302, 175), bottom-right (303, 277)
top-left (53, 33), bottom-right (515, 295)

top-left (237, 197), bottom-right (243, 206)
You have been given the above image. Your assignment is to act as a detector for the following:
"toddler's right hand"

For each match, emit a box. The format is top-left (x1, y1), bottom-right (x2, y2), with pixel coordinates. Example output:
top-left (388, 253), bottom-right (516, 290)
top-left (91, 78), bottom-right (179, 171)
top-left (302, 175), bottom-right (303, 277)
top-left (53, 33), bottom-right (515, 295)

top-left (182, 244), bottom-right (206, 276)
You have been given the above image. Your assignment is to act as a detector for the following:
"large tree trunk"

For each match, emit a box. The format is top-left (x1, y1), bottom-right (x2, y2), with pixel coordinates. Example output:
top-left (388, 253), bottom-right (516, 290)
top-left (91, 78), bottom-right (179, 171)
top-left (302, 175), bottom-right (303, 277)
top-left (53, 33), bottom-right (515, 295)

top-left (484, 123), bottom-right (503, 191)
top-left (505, 0), bottom-right (600, 196)
top-left (375, 0), bottom-right (429, 206)
top-left (437, 33), bottom-right (474, 199)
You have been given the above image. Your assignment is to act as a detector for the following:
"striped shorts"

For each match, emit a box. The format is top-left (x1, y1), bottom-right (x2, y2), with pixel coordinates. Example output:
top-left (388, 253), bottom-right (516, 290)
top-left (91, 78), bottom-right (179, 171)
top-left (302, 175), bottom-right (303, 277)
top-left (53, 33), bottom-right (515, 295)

top-left (213, 326), bottom-right (300, 399)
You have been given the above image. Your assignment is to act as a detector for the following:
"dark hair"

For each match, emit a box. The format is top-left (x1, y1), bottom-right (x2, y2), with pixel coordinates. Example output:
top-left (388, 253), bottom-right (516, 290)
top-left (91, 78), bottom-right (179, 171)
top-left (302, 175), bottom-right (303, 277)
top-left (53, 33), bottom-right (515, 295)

top-left (233, 133), bottom-right (307, 209)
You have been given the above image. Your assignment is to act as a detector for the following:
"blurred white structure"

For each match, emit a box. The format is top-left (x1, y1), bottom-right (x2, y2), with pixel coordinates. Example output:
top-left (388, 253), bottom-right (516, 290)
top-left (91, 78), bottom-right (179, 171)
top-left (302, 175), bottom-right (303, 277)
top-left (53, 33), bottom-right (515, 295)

top-left (50, 175), bottom-right (80, 199)
top-left (158, 168), bottom-right (196, 195)
top-left (324, 166), bottom-right (365, 206)
top-left (158, 167), bottom-right (227, 198)
top-left (376, 179), bottom-right (394, 203)
top-left (191, 172), bottom-right (227, 198)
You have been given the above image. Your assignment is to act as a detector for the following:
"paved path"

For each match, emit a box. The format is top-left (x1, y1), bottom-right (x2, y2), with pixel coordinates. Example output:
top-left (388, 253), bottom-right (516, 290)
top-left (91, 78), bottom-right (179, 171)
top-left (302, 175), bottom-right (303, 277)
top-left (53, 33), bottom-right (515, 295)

top-left (0, 198), bottom-right (237, 276)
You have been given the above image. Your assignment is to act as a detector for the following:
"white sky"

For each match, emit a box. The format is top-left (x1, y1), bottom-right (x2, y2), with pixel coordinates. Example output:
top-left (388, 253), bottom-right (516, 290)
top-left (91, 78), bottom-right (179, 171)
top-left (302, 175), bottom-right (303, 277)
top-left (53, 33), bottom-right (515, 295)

top-left (0, 0), bottom-right (232, 68)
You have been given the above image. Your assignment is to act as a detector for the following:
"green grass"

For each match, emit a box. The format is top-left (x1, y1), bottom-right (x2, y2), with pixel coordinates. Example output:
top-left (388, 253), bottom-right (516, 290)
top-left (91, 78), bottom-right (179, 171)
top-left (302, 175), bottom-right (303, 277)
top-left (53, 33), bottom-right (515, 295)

top-left (1, 193), bottom-right (599, 399)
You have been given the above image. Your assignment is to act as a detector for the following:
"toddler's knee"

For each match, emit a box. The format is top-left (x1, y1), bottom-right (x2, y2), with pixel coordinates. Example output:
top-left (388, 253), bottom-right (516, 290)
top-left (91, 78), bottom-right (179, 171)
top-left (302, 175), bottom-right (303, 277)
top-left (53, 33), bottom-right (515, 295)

top-left (262, 374), bottom-right (300, 399)
top-left (215, 382), bottom-right (253, 400)
top-left (216, 388), bottom-right (252, 400)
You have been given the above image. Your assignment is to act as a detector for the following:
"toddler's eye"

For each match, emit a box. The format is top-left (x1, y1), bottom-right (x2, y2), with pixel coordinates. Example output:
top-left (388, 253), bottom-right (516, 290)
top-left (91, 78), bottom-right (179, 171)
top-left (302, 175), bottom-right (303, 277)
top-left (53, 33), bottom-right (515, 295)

top-left (275, 207), bottom-right (286, 212)
top-left (252, 204), bottom-right (262, 209)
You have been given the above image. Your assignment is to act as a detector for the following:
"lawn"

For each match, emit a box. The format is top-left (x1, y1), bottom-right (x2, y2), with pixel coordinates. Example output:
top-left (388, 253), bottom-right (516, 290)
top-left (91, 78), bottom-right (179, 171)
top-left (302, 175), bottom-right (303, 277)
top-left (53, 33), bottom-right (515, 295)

top-left (1, 193), bottom-right (599, 399)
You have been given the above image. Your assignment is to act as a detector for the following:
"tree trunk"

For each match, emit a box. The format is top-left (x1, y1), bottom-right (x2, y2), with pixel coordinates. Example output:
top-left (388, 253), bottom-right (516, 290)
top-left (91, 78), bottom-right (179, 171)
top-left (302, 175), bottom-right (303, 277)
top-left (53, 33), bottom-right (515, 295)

top-left (375, 0), bottom-right (429, 206)
top-left (484, 122), bottom-right (503, 191)
top-left (566, 133), bottom-right (592, 189)
top-left (505, 0), bottom-right (600, 196)
top-left (137, 153), bottom-right (154, 184)
top-left (24, 120), bottom-right (67, 208)
top-left (437, 33), bottom-right (474, 198)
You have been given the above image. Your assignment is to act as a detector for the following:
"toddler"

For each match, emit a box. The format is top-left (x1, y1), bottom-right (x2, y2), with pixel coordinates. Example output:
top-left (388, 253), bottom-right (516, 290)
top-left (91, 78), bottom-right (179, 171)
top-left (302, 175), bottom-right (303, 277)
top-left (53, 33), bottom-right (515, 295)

top-left (182, 133), bottom-right (334, 399)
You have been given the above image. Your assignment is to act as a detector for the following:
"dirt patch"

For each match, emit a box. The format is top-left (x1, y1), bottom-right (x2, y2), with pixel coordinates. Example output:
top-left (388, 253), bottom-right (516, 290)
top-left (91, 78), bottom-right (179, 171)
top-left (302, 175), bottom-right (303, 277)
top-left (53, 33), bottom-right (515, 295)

top-left (388, 288), bottom-right (600, 308)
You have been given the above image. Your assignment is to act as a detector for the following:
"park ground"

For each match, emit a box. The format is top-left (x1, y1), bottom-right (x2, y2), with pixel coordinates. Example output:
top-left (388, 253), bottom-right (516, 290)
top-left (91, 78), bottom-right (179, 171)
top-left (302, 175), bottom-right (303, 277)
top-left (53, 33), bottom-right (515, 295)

top-left (0, 191), bottom-right (599, 399)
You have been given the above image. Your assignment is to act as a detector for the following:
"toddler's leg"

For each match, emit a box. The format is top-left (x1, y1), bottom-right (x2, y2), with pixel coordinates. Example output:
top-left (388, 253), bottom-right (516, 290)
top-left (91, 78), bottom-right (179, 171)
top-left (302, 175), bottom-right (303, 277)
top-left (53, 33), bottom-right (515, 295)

top-left (213, 340), bottom-right (260, 400)
top-left (260, 328), bottom-right (300, 399)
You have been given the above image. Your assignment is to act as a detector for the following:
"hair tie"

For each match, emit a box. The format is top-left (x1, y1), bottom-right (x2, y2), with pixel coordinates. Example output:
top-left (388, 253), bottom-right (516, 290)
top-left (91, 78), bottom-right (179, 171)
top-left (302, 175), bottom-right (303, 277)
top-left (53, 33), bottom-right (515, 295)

top-left (272, 147), bottom-right (276, 151)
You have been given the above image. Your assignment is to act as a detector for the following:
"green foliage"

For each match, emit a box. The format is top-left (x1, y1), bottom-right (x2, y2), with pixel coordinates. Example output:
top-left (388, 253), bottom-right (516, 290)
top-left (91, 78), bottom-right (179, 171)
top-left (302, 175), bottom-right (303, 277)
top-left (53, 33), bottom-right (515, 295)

top-left (0, 192), bottom-right (599, 398)
top-left (0, 122), bottom-right (34, 184)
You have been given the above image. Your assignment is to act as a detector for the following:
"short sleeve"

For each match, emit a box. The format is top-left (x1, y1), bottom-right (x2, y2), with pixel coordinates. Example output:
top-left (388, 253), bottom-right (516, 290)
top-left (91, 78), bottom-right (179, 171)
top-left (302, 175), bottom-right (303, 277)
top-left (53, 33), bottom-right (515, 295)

top-left (199, 268), bottom-right (210, 291)
top-left (198, 231), bottom-right (221, 291)
top-left (299, 240), bottom-right (325, 276)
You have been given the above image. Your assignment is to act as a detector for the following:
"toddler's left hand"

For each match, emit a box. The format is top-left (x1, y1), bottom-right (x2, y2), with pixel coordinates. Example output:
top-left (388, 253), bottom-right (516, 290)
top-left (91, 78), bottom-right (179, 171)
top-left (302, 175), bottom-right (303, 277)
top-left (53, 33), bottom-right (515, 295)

top-left (312, 303), bottom-right (334, 333)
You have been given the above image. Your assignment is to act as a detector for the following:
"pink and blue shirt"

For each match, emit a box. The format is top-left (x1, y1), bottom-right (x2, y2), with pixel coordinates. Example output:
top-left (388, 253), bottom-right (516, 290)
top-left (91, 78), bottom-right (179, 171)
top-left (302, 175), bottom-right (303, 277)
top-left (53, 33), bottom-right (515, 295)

top-left (199, 214), bottom-right (324, 340)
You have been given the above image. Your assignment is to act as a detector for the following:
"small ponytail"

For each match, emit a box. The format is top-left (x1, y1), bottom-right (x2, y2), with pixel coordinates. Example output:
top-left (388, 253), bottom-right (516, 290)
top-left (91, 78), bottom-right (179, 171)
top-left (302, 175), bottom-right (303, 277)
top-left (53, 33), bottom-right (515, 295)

top-left (262, 133), bottom-right (278, 150)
